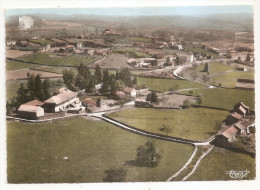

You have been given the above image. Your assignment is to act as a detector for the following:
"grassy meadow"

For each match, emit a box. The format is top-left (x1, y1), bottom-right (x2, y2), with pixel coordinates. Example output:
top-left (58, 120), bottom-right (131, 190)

top-left (16, 52), bottom-right (99, 66)
top-left (179, 88), bottom-right (255, 111)
top-left (137, 77), bottom-right (206, 92)
top-left (109, 107), bottom-right (229, 141)
top-left (188, 147), bottom-right (255, 181)
top-left (7, 117), bottom-right (194, 183)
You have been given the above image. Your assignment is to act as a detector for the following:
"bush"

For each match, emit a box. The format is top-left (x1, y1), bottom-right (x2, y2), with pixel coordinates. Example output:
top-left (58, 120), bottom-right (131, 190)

top-left (103, 167), bottom-right (126, 182)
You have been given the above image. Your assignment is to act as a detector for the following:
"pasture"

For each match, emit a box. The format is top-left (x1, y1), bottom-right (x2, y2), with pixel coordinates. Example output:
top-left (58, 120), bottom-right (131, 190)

top-left (109, 107), bottom-right (229, 141)
top-left (7, 117), bottom-right (194, 183)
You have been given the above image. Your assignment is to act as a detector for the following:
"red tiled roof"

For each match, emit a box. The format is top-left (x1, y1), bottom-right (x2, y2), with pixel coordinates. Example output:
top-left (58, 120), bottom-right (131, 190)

top-left (240, 120), bottom-right (250, 127)
top-left (24, 99), bottom-right (44, 106)
top-left (235, 123), bottom-right (246, 130)
top-left (124, 87), bottom-right (135, 93)
top-left (44, 88), bottom-right (77, 105)
top-left (83, 98), bottom-right (96, 106)
top-left (221, 126), bottom-right (238, 139)
top-left (18, 105), bottom-right (43, 113)
top-left (230, 112), bottom-right (243, 120)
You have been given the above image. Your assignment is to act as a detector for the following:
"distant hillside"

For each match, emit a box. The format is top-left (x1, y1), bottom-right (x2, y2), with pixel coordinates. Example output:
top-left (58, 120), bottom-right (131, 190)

top-left (5, 13), bottom-right (253, 32)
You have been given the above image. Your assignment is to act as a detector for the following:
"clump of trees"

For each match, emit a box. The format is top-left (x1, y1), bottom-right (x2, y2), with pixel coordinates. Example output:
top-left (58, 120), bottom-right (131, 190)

top-left (146, 91), bottom-right (158, 103)
top-left (135, 141), bottom-right (161, 167)
top-left (6, 74), bottom-right (51, 114)
top-left (62, 64), bottom-right (137, 99)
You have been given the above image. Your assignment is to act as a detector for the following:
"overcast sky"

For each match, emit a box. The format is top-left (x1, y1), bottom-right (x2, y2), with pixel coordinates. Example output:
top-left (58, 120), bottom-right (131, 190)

top-left (5, 5), bottom-right (253, 17)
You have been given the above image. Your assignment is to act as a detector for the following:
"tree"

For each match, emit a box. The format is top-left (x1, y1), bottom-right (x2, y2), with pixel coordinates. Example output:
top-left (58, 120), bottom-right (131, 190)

top-left (100, 69), bottom-right (110, 95)
top-left (16, 83), bottom-right (30, 105)
top-left (183, 100), bottom-right (190, 107)
top-left (146, 91), bottom-right (158, 103)
top-left (135, 141), bottom-right (161, 167)
top-left (27, 74), bottom-right (36, 99)
top-left (117, 68), bottom-right (133, 87)
top-left (103, 167), bottom-right (127, 182)
top-left (85, 76), bottom-right (96, 93)
top-left (202, 63), bottom-right (209, 72)
top-left (159, 124), bottom-right (172, 135)
top-left (133, 76), bottom-right (137, 85)
top-left (42, 79), bottom-right (51, 100)
top-left (62, 69), bottom-right (76, 90)
top-left (94, 64), bottom-right (103, 84)
top-left (35, 74), bottom-right (44, 101)
top-left (196, 95), bottom-right (203, 105)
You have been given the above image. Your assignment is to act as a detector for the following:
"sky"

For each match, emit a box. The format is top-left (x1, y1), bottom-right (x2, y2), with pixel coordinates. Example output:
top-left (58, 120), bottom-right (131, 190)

top-left (5, 5), bottom-right (253, 17)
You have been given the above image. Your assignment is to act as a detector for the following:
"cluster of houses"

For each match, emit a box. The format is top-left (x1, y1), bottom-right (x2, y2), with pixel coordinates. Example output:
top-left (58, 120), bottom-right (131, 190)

top-left (18, 88), bottom-right (85, 120)
top-left (215, 102), bottom-right (255, 149)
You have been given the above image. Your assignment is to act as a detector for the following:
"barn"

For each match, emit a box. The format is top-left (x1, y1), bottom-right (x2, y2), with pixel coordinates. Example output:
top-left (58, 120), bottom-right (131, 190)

top-left (18, 105), bottom-right (44, 119)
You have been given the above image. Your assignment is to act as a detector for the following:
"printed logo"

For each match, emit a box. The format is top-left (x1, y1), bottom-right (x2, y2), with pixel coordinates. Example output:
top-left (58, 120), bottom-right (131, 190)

top-left (226, 169), bottom-right (250, 179)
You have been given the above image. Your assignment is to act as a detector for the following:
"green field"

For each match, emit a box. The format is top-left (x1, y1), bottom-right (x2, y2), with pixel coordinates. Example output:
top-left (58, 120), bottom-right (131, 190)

top-left (180, 88), bottom-right (255, 111)
top-left (137, 77), bottom-right (206, 92)
top-left (109, 108), bottom-right (228, 141)
top-left (185, 47), bottom-right (219, 59)
top-left (17, 52), bottom-right (99, 66)
top-left (211, 71), bottom-right (254, 88)
top-left (30, 39), bottom-right (55, 46)
top-left (181, 62), bottom-right (234, 83)
top-left (6, 59), bottom-right (40, 71)
top-left (114, 48), bottom-right (151, 58)
top-left (128, 37), bottom-right (152, 43)
top-left (7, 117), bottom-right (194, 183)
top-left (209, 62), bottom-right (233, 74)
top-left (188, 147), bottom-right (255, 181)
top-left (6, 82), bottom-right (22, 100)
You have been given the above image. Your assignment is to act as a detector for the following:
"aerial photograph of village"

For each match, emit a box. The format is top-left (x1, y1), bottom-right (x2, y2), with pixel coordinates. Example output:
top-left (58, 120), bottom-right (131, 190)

top-left (5, 5), bottom-right (255, 183)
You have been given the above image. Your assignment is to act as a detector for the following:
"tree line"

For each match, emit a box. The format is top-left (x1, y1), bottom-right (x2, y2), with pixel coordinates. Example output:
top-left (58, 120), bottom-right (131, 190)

top-left (6, 73), bottom-right (51, 113)
top-left (62, 64), bottom-right (137, 99)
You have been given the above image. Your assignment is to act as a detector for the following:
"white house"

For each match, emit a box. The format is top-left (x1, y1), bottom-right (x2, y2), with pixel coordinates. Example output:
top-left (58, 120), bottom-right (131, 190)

top-left (124, 87), bottom-right (137, 98)
top-left (44, 88), bottom-right (83, 112)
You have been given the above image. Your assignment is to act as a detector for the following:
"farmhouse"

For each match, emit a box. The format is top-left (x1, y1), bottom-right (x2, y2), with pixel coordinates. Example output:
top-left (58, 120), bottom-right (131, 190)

top-left (44, 88), bottom-right (83, 112)
top-left (17, 100), bottom-right (45, 119)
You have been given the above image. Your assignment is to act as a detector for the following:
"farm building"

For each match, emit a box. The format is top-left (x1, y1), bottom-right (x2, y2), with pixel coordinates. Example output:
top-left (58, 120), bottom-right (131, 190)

top-left (215, 126), bottom-right (238, 148)
top-left (123, 87), bottom-right (137, 98)
top-left (235, 79), bottom-right (255, 90)
top-left (135, 99), bottom-right (152, 108)
top-left (82, 98), bottom-right (97, 112)
top-left (17, 100), bottom-right (45, 119)
top-left (236, 67), bottom-right (247, 71)
top-left (234, 102), bottom-right (250, 114)
top-left (44, 88), bottom-right (83, 112)
top-left (115, 91), bottom-right (125, 99)
top-left (226, 112), bottom-right (243, 125)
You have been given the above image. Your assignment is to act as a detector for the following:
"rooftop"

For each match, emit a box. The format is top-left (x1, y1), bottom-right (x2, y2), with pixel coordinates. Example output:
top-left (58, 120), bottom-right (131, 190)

top-left (44, 88), bottom-right (77, 105)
